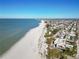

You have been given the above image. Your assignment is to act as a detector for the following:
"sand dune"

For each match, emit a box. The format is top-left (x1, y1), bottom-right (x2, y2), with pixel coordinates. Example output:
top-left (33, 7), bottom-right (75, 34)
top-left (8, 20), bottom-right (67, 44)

top-left (0, 20), bottom-right (45, 59)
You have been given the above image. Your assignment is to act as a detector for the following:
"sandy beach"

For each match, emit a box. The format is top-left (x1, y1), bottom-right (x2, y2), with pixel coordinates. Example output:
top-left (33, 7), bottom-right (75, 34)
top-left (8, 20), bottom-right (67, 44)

top-left (0, 20), bottom-right (45, 59)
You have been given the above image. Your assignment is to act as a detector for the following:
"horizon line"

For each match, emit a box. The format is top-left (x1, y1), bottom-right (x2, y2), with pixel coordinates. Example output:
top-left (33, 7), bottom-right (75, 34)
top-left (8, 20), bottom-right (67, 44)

top-left (0, 18), bottom-right (79, 19)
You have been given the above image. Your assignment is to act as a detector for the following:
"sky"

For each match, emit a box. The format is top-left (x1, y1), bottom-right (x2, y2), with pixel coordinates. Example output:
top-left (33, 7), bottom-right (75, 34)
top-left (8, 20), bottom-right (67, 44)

top-left (0, 0), bottom-right (79, 18)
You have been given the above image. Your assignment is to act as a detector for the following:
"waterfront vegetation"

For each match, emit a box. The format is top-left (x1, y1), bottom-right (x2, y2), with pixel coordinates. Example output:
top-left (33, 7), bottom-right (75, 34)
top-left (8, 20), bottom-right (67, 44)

top-left (46, 48), bottom-right (67, 59)
top-left (44, 29), bottom-right (59, 37)
top-left (44, 28), bottom-right (58, 45)
top-left (63, 46), bottom-right (77, 57)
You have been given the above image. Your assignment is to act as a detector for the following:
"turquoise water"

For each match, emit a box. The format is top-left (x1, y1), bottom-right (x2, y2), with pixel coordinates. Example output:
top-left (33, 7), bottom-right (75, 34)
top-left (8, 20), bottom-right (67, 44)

top-left (0, 19), bottom-right (40, 55)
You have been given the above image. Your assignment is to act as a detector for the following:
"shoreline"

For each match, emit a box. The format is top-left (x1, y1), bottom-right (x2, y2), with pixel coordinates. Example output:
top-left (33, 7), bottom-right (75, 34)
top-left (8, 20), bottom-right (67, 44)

top-left (0, 20), bottom-right (45, 59)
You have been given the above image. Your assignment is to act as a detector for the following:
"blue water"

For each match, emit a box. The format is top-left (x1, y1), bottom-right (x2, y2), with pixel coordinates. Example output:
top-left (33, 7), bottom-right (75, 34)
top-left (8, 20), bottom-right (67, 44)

top-left (0, 19), bottom-right (40, 55)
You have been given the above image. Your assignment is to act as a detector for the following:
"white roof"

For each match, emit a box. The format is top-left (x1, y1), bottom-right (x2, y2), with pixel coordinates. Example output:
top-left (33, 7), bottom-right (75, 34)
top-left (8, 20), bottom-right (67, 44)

top-left (54, 38), bottom-right (66, 46)
top-left (69, 31), bottom-right (76, 36)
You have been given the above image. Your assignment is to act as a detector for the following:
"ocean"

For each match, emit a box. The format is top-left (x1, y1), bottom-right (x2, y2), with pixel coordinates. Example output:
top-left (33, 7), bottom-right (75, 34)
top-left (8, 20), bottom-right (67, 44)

top-left (0, 19), bottom-right (40, 55)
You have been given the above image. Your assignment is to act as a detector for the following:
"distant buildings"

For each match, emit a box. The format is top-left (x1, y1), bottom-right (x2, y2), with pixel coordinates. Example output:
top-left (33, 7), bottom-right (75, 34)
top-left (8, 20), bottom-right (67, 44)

top-left (44, 20), bottom-right (78, 50)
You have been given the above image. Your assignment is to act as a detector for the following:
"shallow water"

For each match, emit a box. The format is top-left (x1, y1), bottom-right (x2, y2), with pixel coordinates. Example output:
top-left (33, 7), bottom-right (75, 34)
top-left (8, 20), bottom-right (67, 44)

top-left (0, 19), bottom-right (40, 55)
